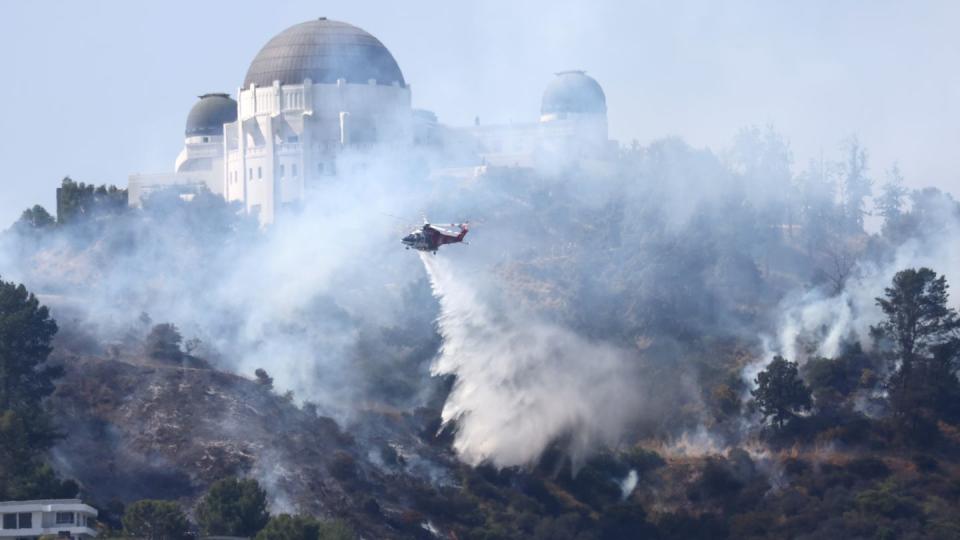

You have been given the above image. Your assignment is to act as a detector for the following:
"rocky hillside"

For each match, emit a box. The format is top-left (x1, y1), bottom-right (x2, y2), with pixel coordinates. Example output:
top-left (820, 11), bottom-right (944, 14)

top-left (48, 348), bottom-right (462, 539)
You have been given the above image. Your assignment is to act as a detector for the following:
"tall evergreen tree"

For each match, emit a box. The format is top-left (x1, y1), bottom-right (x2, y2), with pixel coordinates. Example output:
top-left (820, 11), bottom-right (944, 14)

top-left (871, 268), bottom-right (960, 431)
top-left (840, 138), bottom-right (872, 232)
top-left (0, 278), bottom-right (75, 499)
top-left (872, 268), bottom-right (960, 367)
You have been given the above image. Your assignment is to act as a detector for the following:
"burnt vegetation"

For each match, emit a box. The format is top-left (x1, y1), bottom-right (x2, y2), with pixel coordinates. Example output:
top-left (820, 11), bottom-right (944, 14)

top-left (3, 130), bottom-right (960, 539)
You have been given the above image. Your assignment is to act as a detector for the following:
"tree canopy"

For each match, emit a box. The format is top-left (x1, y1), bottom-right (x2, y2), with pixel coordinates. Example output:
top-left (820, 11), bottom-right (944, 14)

top-left (0, 278), bottom-right (75, 499)
top-left (14, 205), bottom-right (55, 232)
top-left (56, 177), bottom-right (127, 225)
top-left (751, 356), bottom-right (812, 430)
top-left (122, 500), bottom-right (191, 540)
top-left (871, 267), bottom-right (960, 367)
top-left (196, 477), bottom-right (270, 537)
top-left (872, 268), bottom-right (960, 434)
top-left (145, 323), bottom-right (184, 363)
top-left (255, 514), bottom-right (354, 540)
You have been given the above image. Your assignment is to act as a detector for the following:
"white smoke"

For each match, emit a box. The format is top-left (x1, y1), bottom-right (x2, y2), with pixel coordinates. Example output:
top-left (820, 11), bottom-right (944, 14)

top-left (663, 425), bottom-right (726, 457)
top-left (618, 469), bottom-right (638, 500)
top-left (421, 253), bottom-right (643, 468)
top-left (749, 194), bottom-right (960, 381)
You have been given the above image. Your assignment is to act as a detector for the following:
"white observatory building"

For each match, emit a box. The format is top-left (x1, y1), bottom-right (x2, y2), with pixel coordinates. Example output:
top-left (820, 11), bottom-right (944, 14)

top-left (129, 93), bottom-right (237, 205)
top-left (128, 18), bottom-right (614, 224)
top-left (463, 70), bottom-right (611, 169)
top-left (223, 18), bottom-right (411, 224)
top-left (538, 70), bottom-right (609, 158)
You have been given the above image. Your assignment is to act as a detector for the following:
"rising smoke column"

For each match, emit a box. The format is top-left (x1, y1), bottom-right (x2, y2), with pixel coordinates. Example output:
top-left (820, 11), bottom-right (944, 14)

top-left (421, 253), bottom-right (642, 468)
top-left (747, 199), bottom-right (960, 385)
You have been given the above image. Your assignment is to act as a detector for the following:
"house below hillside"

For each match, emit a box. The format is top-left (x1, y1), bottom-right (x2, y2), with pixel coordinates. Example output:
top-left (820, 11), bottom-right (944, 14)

top-left (0, 500), bottom-right (97, 540)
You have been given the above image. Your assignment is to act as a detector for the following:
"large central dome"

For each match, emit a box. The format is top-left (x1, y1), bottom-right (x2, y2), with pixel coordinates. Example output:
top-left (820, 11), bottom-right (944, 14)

top-left (541, 71), bottom-right (606, 116)
top-left (243, 18), bottom-right (405, 88)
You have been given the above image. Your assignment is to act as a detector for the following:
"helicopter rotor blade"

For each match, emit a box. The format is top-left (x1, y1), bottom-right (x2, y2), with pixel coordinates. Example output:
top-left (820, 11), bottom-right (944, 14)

top-left (379, 212), bottom-right (409, 222)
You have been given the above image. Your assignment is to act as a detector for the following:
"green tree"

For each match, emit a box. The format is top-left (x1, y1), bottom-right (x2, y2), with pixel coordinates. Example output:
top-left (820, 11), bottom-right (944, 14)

top-left (871, 268), bottom-right (960, 432)
top-left (0, 278), bottom-right (76, 499)
top-left (254, 514), bottom-right (354, 540)
top-left (145, 323), bottom-right (183, 362)
top-left (872, 268), bottom-right (960, 368)
top-left (121, 500), bottom-right (191, 540)
top-left (751, 356), bottom-right (812, 430)
top-left (55, 177), bottom-right (127, 225)
top-left (196, 477), bottom-right (270, 537)
top-left (14, 205), bottom-right (56, 232)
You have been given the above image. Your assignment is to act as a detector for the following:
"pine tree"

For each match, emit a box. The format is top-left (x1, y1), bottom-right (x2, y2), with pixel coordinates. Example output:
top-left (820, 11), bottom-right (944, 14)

top-left (0, 278), bottom-right (76, 499)
top-left (196, 477), bottom-right (270, 537)
top-left (871, 268), bottom-right (960, 432)
top-left (751, 356), bottom-right (812, 430)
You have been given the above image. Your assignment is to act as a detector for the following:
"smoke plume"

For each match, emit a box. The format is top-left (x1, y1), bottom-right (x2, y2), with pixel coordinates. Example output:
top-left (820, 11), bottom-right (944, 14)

top-left (422, 253), bottom-right (642, 467)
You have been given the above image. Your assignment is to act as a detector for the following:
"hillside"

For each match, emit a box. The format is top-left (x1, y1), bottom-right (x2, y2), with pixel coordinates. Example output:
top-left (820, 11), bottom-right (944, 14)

top-left (3, 134), bottom-right (960, 539)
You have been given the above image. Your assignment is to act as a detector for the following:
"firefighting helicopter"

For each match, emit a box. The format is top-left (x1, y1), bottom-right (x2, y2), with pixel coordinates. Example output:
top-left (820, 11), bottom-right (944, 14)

top-left (401, 218), bottom-right (469, 254)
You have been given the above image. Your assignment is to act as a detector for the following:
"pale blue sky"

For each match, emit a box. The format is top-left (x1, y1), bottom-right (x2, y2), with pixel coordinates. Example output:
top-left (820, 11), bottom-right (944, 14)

top-left (2, 0), bottom-right (959, 226)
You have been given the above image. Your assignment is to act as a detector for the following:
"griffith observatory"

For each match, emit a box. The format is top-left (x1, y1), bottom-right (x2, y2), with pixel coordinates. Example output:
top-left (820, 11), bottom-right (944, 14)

top-left (128, 18), bottom-right (614, 224)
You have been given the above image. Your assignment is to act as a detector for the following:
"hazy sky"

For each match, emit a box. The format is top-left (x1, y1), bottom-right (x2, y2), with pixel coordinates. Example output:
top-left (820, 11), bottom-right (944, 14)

top-left (1, 0), bottom-right (959, 226)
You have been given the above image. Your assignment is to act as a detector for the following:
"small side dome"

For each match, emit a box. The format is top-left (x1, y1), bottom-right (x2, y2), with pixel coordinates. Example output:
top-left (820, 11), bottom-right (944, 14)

top-left (541, 71), bottom-right (607, 116)
top-left (185, 93), bottom-right (238, 137)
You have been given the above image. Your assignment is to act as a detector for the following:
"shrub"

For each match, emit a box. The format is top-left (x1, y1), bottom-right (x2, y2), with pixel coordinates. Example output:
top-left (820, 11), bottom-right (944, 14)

top-left (855, 483), bottom-right (918, 519)
top-left (254, 514), bottom-right (354, 540)
top-left (196, 476), bottom-right (269, 537)
top-left (145, 323), bottom-right (183, 362)
top-left (121, 500), bottom-right (191, 540)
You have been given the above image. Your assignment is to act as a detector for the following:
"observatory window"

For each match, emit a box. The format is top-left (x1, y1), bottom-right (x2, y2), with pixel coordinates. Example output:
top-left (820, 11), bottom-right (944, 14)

top-left (292, 164), bottom-right (298, 177)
